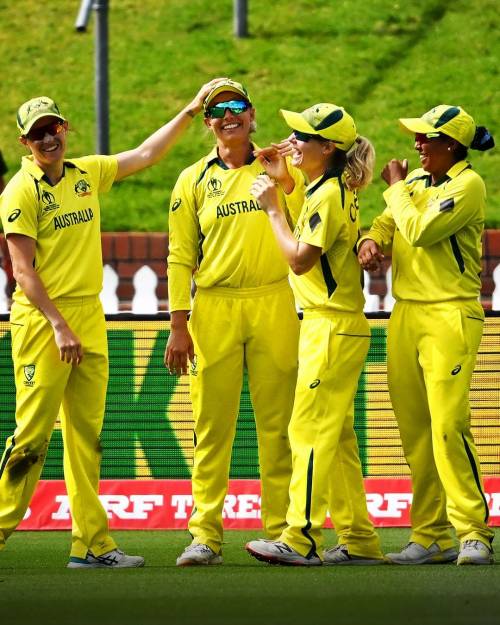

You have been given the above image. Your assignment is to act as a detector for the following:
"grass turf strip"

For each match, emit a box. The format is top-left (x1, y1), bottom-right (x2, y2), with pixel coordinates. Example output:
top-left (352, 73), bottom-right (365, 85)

top-left (1, 529), bottom-right (499, 625)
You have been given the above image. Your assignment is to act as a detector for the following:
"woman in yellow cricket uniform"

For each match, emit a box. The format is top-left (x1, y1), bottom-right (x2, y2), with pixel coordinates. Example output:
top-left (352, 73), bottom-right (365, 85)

top-left (358, 105), bottom-right (495, 565)
top-left (0, 80), bottom-right (222, 568)
top-left (245, 103), bottom-right (384, 565)
top-left (166, 79), bottom-right (302, 566)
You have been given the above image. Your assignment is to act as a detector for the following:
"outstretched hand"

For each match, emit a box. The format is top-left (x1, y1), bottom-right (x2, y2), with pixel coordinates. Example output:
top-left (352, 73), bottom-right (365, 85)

top-left (381, 159), bottom-right (408, 187)
top-left (254, 136), bottom-right (295, 193)
top-left (253, 145), bottom-right (288, 180)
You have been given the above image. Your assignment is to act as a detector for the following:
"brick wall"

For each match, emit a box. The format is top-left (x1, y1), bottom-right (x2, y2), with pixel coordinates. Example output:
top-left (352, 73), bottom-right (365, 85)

top-left (1, 230), bottom-right (500, 310)
top-left (101, 232), bottom-right (169, 310)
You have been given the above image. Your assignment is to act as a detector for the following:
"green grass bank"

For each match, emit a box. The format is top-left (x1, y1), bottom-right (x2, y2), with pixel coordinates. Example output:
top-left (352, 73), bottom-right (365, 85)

top-left (1, 0), bottom-right (498, 230)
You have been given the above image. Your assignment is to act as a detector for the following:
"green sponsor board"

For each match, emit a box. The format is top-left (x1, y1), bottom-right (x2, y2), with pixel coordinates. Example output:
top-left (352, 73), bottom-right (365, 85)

top-left (2, 317), bottom-right (499, 479)
top-left (0, 320), bottom-right (387, 479)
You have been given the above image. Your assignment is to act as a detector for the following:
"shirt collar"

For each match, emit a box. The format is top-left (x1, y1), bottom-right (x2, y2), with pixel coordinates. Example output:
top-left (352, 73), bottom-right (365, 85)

top-left (432, 160), bottom-right (471, 187)
top-left (305, 167), bottom-right (343, 198)
top-left (446, 160), bottom-right (472, 179)
top-left (21, 155), bottom-right (85, 184)
top-left (205, 144), bottom-right (258, 170)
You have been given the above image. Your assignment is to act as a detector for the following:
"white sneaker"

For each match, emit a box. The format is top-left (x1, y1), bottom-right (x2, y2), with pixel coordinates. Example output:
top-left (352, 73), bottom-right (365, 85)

top-left (324, 544), bottom-right (386, 566)
top-left (176, 543), bottom-right (223, 566)
top-left (386, 542), bottom-right (458, 565)
top-left (457, 540), bottom-right (494, 565)
top-left (246, 540), bottom-right (321, 566)
top-left (67, 548), bottom-right (145, 569)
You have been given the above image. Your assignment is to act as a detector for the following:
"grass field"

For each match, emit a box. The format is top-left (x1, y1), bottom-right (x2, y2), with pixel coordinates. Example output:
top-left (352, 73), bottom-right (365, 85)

top-left (1, 529), bottom-right (499, 625)
top-left (1, 0), bottom-right (499, 230)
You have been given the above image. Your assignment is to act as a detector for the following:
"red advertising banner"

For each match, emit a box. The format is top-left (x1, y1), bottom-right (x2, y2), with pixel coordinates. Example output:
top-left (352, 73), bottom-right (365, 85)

top-left (18, 477), bottom-right (500, 530)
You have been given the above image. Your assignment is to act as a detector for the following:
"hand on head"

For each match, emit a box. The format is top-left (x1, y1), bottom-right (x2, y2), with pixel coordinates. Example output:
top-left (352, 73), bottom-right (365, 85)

top-left (189, 77), bottom-right (229, 115)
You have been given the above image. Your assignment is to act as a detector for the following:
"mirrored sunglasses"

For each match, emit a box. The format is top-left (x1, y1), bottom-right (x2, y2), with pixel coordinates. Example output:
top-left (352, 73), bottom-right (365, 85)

top-left (26, 120), bottom-right (65, 142)
top-left (205, 100), bottom-right (251, 118)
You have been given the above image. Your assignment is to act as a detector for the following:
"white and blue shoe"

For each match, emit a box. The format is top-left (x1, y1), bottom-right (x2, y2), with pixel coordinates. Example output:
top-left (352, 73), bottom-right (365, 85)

top-left (67, 548), bottom-right (145, 569)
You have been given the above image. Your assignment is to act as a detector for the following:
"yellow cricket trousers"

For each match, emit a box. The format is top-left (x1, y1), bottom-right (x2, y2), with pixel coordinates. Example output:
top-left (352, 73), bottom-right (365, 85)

top-left (187, 279), bottom-right (299, 553)
top-left (387, 299), bottom-right (494, 549)
top-left (0, 297), bottom-right (116, 558)
top-left (280, 311), bottom-right (381, 559)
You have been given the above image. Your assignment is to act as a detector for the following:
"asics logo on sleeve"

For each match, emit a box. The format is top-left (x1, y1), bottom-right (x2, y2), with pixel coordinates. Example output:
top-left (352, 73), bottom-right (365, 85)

top-left (171, 198), bottom-right (182, 212)
top-left (309, 379), bottom-right (321, 389)
top-left (8, 209), bottom-right (21, 222)
top-left (451, 365), bottom-right (462, 375)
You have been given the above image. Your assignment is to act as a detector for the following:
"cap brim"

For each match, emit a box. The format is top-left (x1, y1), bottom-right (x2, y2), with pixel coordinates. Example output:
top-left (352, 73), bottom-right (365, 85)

top-left (204, 85), bottom-right (249, 109)
top-left (280, 109), bottom-right (318, 135)
top-left (399, 117), bottom-right (435, 135)
top-left (21, 112), bottom-right (66, 136)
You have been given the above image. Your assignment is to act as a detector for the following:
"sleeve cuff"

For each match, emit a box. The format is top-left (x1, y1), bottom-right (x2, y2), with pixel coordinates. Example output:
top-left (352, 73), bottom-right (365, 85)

top-left (358, 232), bottom-right (384, 251)
top-left (167, 263), bottom-right (192, 312)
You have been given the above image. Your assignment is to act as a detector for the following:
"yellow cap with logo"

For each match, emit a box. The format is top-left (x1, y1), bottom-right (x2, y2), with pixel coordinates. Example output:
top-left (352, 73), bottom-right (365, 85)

top-left (281, 103), bottom-right (357, 151)
top-left (399, 105), bottom-right (476, 147)
top-left (203, 79), bottom-right (251, 110)
top-left (17, 96), bottom-right (66, 136)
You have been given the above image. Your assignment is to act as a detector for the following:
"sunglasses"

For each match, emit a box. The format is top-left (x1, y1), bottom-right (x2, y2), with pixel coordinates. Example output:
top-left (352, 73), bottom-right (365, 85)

top-left (26, 120), bottom-right (65, 141)
top-left (415, 132), bottom-right (442, 142)
top-left (205, 100), bottom-right (251, 118)
top-left (293, 130), bottom-right (318, 142)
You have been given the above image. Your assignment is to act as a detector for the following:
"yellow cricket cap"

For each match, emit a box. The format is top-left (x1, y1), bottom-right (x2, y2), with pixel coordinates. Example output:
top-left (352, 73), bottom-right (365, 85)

top-left (280, 103), bottom-right (357, 150)
top-left (399, 105), bottom-right (476, 147)
top-left (203, 79), bottom-right (251, 110)
top-left (17, 96), bottom-right (66, 136)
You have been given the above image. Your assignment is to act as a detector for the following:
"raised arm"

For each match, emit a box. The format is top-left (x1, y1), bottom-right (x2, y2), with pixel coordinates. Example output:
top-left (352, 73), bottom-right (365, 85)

top-left (115, 78), bottom-right (226, 181)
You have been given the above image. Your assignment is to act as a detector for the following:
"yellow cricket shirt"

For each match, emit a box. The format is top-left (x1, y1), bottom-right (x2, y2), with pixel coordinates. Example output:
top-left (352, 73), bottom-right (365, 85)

top-left (290, 169), bottom-right (365, 313)
top-left (0, 154), bottom-right (117, 305)
top-left (364, 160), bottom-right (484, 303)
top-left (167, 146), bottom-right (305, 311)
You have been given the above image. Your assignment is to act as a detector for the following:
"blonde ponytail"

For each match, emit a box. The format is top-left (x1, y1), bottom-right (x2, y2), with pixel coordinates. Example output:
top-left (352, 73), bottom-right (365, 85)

top-left (344, 136), bottom-right (375, 191)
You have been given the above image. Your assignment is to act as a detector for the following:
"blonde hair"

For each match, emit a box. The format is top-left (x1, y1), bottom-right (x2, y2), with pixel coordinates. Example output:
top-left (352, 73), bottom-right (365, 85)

top-left (343, 136), bottom-right (375, 191)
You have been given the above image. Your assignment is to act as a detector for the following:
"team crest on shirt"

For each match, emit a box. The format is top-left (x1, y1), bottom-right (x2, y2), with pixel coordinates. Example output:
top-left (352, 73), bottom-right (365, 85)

top-left (23, 364), bottom-right (36, 387)
top-left (41, 190), bottom-right (59, 212)
top-left (207, 177), bottom-right (224, 198)
top-left (74, 179), bottom-right (92, 197)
